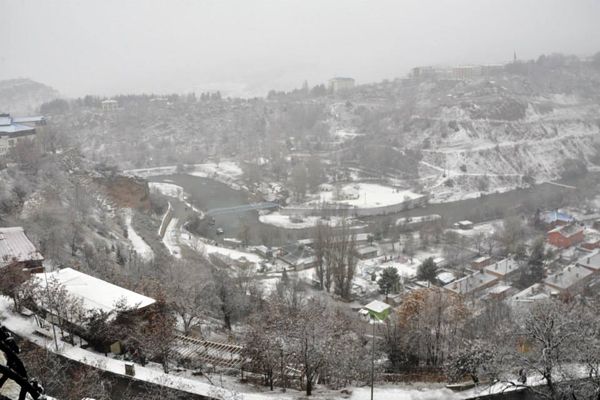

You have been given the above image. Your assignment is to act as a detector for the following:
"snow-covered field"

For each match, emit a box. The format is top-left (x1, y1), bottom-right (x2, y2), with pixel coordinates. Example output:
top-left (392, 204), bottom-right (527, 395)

top-left (357, 248), bottom-right (445, 283)
top-left (178, 231), bottom-right (262, 267)
top-left (123, 209), bottom-right (154, 261)
top-left (449, 220), bottom-right (501, 238)
top-left (304, 183), bottom-right (423, 209)
top-left (188, 161), bottom-right (243, 180)
top-left (259, 212), bottom-right (349, 229)
top-left (149, 182), bottom-right (186, 201)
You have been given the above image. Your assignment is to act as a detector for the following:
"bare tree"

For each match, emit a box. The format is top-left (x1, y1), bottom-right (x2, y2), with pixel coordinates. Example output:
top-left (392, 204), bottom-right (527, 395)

top-left (164, 260), bottom-right (217, 336)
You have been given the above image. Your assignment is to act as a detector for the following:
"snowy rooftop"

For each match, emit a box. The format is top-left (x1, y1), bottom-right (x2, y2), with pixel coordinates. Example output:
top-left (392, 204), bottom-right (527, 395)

top-left (34, 268), bottom-right (156, 314)
top-left (0, 115), bottom-right (11, 126)
top-left (0, 227), bottom-right (44, 267)
top-left (541, 210), bottom-right (574, 224)
top-left (0, 113), bottom-right (43, 133)
top-left (11, 116), bottom-right (45, 124)
top-left (488, 284), bottom-right (512, 294)
top-left (485, 258), bottom-right (521, 277)
top-left (0, 123), bottom-right (35, 134)
top-left (549, 224), bottom-right (584, 237)
top-left (436, 271), bottom-right (456, 285)
top-left (576, 250), bottom-right (600, 271)
top-left (444, 270), bottom-right (499, 295)
top-left (510, 283), bottom-right (554, 304)
top-left (543, 264), bottom-right (593, 291)
top-left (363, 300), bottom-right (390, 314)
top-left (356, 245), bottom-right (378, 256)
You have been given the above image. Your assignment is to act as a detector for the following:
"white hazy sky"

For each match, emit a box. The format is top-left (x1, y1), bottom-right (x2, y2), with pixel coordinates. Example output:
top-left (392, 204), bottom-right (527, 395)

top-left (2, 0), bottom-right (600, 97)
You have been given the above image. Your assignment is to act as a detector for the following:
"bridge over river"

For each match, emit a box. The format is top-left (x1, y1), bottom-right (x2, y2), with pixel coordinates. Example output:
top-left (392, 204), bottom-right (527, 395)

top-left (205, 202), bottom-right (279, 217)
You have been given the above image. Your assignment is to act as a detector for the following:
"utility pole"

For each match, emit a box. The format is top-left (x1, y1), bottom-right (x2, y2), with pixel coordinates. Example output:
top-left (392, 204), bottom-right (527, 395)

top-left (371, 320), bottom-right (375, 400)
top-left (364, 300), bottom-right (391, 400)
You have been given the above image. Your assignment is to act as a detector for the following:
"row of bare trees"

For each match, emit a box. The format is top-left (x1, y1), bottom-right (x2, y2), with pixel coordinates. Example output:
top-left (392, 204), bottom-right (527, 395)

top-left (313, 219), bottom-right (357, 300)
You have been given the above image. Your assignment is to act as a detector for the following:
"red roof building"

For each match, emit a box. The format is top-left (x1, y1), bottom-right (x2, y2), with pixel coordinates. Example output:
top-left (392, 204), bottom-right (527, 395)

top-left (547, 224), bottom-right (584, 249)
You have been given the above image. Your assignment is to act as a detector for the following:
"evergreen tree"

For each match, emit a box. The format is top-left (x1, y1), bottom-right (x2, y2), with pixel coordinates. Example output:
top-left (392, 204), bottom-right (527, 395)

top-left (416, 257), bottom-right (438, 284)
top-left (378, 267), bottom-right (401, 299)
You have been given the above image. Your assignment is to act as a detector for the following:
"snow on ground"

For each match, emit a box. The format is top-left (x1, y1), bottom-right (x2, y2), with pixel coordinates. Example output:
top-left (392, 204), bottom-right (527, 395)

top-left (349, 386), bottom-right (460, 400)
top-left (259, 212), bottom-right (348, 230)
top-left (449, 220), bottom-right (501, 238)
top-left (163, 217), bottom-right (182, 258)
top-left (188, 161), bottom-right (243, 179)
top-left (358, 248), bottom-right (445, 282)
top-left (179, 231), bottom-right (262, 266)
top-left (0, 296), bottom-right (563, 400)
top-left (123, 209), bottom-right (154, 261)
top-left (307, 183), bottom-right (423, 209)
top-left (0, 297), bottom-right (283, 400)
top-left (149, 182), bottom-right (186, 201)
top-left (429, 184), bottom-right (522, 204)
top-left (150, 181), bottom-right (204, 215)
top-left (396, 214), bottom-right (441, 226)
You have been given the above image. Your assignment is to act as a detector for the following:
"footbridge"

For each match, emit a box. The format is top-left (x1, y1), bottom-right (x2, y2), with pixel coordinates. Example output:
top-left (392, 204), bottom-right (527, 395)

top-left (205, 202), bottom-right (279, 217)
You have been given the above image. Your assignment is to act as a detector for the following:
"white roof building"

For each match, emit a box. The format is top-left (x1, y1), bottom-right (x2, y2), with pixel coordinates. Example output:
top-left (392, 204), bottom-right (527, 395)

top-left (444, 269), bottom-right (499, 296)
top-left (34, 268), bottom-right (155, 316)
top-left (543, 264), bottom-right (594, 293)
top-left (0, 227), bottom-right (44, 268)
top-left (485, 258), bottom-right (521, 278)
top-left (576, 250), bottom-right (600, 272)
top-left (510, 283), bottom-right (555, 306)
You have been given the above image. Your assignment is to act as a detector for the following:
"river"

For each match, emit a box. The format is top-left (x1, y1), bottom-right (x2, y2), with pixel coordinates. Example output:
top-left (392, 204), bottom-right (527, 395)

top-left (148, 173), bottom-right (594, 246)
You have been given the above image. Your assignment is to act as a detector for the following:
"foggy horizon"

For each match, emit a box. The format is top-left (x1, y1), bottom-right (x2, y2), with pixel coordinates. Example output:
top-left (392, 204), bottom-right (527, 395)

top-left (3, 0), bottom-right (600, 98)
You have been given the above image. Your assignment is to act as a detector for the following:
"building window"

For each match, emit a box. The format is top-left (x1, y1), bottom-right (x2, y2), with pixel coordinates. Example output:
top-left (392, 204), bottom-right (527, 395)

top-left (8, 139), bottom-right (15, 146)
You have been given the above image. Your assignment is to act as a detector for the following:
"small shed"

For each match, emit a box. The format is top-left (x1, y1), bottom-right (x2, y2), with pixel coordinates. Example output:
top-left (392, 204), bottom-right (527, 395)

top-left (356, 245), bottom-right (378, 259)
top-left (362, 300), bottom-right (391, 321)
top-left (456, 220), bottom-right (474, 230)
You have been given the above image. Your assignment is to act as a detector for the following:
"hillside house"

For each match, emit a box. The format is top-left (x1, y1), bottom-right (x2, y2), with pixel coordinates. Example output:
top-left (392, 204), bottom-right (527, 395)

top-left (471, 256), bottom-right (492, 269)
top-left (540, 210), bottom-right (574, 229)
top-left (543, 264), bottom-right (595, 295)
top-left (547, 224), bottom-right (584, 249)
top-left (0, 114), bottom-right (42, 156)
top-left (355, 245), bottom-right (378, 259)
top-left (576, 251), bottom-right (600, 272)
top-left (509, 283), bottom-right (555, 308)
top-left (360, 300), bottom-right (391, 321)
top-left (581, 231), bottom-right (600, 251)
top-left (485, 258), bottom-right (521, 279)
top-left (444, 269), bottom-right (499, 296)
top-left (254, 245), bottom-right (272, 258)
top-left (32, 268), bottom-right (156, 353)
top-left (328, 77), bottom-right (355, 93)
top-left (455, 220), bottom-right (474, 230)
top-left (101, 99), bottom-right (119, 111)
top-left (278, 243), bottom-right (317, 270)
top-left (484, 283), bottom-right (514, 301)
top-left (33, 268), bottom-right (155, 325)
top-left (436, 271), bottom-right (456, 285)
top-left (0, 227), bottom-right (44, 272)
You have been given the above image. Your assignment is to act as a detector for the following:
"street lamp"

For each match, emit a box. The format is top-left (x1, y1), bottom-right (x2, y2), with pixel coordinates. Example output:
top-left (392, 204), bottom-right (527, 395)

top-left (363, 300), bottom-right (391, 400)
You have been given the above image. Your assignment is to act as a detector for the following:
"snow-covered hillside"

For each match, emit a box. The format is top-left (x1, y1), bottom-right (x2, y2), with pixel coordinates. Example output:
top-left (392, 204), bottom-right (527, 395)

top-left (0, 78), bottom-right (60, 114)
